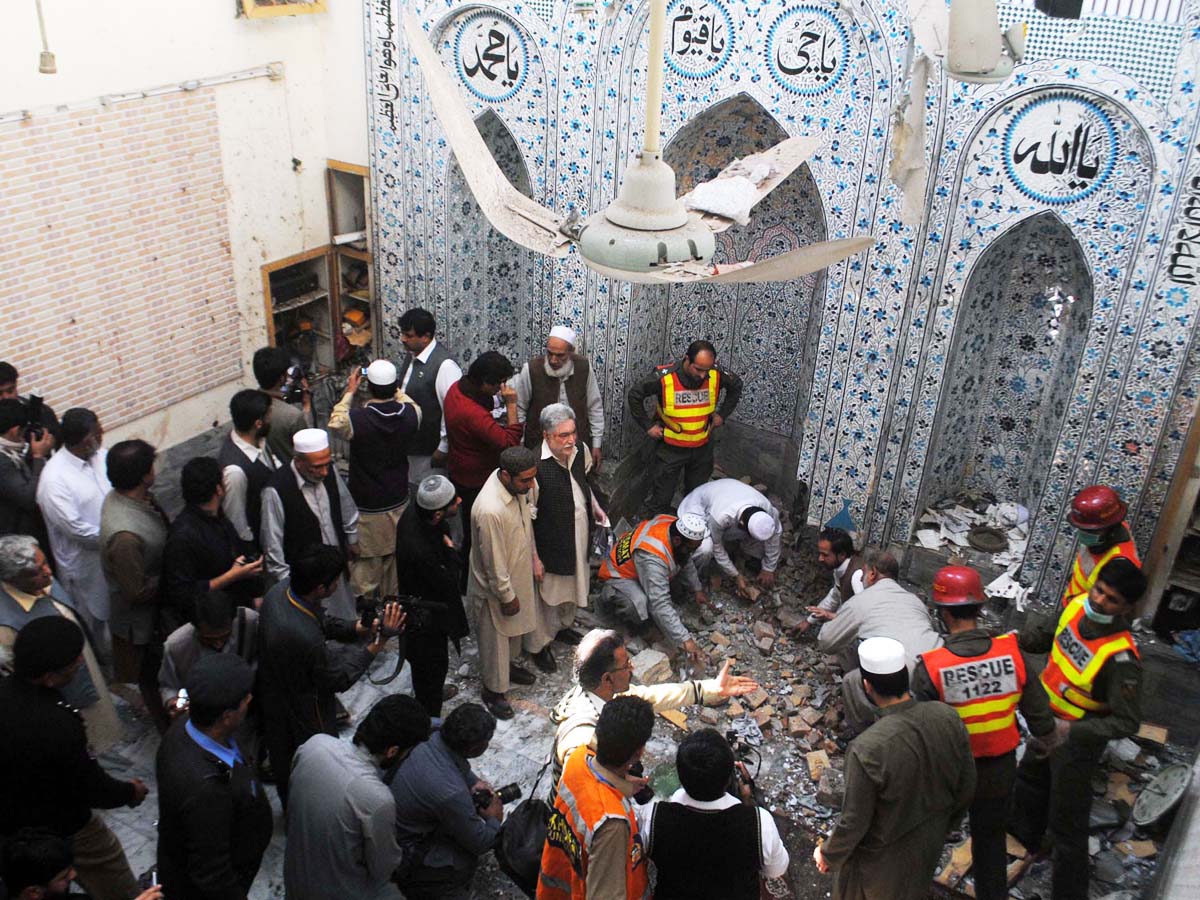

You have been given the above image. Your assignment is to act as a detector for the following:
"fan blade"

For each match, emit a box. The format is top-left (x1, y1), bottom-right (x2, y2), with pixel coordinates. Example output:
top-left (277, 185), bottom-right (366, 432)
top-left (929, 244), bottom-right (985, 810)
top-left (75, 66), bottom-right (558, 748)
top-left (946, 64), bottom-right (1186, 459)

top-left (581, 236), bottom-right (874, 285)
top-left (678, 135), bottom-right (825, 233)
top-left (401, 14), bottom-right (570, 257)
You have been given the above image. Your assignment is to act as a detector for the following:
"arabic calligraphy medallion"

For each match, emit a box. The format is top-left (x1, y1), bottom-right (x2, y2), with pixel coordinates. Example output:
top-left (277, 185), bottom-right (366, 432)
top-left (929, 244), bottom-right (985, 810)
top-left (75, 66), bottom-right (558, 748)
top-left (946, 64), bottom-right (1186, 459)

top-left (1003, 93), bottom-right (1117, 205)
top-left (664, 0), bottom-right (734, 79)
top-left (453, 11), bottom-right (528, 103)
top-left (766, 6), bottom-right (849, 96)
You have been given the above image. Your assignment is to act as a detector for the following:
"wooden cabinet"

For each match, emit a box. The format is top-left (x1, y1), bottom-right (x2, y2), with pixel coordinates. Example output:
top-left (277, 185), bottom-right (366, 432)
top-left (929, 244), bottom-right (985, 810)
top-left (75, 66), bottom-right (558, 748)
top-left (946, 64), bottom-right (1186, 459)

top-left (261, 247), bottom-right (336, 372)
top-left (326, 159), bottom-right (376, 360)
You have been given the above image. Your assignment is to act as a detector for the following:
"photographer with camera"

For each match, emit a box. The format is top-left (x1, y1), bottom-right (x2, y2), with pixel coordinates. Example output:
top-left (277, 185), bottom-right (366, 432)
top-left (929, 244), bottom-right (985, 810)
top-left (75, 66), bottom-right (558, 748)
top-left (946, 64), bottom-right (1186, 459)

top-left (638, 729), bottom-right (789, 899)
top-left (390, 702), bottom-right (507, 899)
top-left (0, 398), bottom-right (55, 542)
top-left (251, 347), bottom-right (311, 466)
top-left (0, 361), bottom-right (60, 443)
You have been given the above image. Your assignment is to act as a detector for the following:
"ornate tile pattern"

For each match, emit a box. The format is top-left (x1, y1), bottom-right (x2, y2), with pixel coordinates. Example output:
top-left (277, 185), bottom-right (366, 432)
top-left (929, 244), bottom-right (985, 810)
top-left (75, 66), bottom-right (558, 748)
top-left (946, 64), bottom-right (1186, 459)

top-left (369, 0), bottom-right (1200, 603)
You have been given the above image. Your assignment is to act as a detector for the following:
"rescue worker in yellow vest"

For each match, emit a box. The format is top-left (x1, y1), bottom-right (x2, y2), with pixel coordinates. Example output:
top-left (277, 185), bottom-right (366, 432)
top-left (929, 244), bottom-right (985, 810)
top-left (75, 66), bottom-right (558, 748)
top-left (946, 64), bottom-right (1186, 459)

top-left (538, 695), bottom-right (654, 900)
top-left (596, 513), bottom-right (710, 667)
top-left (1061, 485), bottom-right (1140, 607)
top-left (626, 340), bottom-right (743, 514)
top-left (912, 566), bottom-right (1057, 900)
top-left (1010, 557), bottom-right (1145, 900)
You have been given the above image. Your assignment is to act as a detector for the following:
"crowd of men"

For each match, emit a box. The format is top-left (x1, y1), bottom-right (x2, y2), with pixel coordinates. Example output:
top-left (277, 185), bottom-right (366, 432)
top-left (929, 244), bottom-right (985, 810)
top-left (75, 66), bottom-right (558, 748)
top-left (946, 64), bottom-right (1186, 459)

top-left (0, 330), bottom-right (1152, 900)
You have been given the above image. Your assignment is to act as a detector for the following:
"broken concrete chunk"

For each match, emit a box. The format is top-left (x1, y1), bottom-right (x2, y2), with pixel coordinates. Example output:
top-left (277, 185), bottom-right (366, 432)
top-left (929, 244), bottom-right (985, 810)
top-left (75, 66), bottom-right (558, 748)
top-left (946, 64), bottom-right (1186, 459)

top-left (1136, 723), bottom-right (1168, 744)
top-left (632, 648), bottom-right (672, 685)
top-left (699, 708), bottom-right (721, 726)
top-left (752, 620), bottom-right (776, 641)
top-left (800, 706), bottom-right (824, 726)
top-left (755, 637), bottom-right (775, 654)
top-left (659, 709), bottom-right (689, 731)
top-left (806, 749), bottom-right (830, 781)
top-left (822, 708), bottom-right (840, 727)
top-left (710, 631), bottom-right (731, 646)
top-left (817, 767), bottom-right (845, 809)
top-left (778, 607), bottom-right (807, 632)
top-left (788, 716), bottom-right (812, 738)
top-left (727, 700), bottom-right (745, 717)
top-left (752, 708), bottom-right (773, 728)
top-left (793, 684), bottom-right (814, 702)
top-left (746, 687), bottom-right (770, 709)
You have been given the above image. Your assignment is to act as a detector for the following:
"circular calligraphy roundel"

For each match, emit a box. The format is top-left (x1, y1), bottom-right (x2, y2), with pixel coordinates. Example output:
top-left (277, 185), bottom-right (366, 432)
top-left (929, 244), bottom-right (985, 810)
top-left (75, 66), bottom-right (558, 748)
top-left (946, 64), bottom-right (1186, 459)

top-left (453, 11), bottom-right (528, 103)
top-left (663, 0), bottom-right (734, 80)
top-left (766, 6), bottom-right (850, 97)
top-left (1002, 93), bottom-right (1117, 206)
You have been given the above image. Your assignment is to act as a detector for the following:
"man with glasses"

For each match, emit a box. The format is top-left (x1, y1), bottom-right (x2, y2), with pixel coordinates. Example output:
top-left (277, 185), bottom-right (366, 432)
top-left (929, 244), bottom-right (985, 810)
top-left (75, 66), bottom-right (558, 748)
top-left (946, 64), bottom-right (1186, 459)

top-left (549, 628), bottom-right (759, 789)
top-left (514, 325), bottom-right (606, 469)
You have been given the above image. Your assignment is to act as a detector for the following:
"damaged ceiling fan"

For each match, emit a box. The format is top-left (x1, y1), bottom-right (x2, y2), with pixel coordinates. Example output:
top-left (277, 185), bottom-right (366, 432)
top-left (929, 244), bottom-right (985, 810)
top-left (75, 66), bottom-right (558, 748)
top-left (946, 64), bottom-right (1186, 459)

top-left (402, 1), bottom-right (875, 285)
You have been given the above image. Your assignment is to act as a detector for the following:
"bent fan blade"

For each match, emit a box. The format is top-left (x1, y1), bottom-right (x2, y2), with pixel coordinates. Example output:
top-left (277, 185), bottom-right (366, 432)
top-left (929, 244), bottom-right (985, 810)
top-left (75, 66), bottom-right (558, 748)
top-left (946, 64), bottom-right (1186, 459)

top-left (402, 14), bottom-right (570, 257)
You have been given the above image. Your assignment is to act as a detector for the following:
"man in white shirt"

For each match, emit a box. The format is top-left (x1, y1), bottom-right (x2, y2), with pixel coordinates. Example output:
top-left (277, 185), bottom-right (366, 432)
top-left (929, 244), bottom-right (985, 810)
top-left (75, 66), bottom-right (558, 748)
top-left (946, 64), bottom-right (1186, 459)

top-left (35, 408), bottom-right (111, 645)
top-left (260, 429), bottom-right (360, 621)
top-left (218, 389), bottom-right (277, 548)
top-left (513, 325), bottom-right (606, 468)
top-left (640, 728), bottom-right (789, 897)
top-left (397, 308), bottom-right (462, 488)
top-left (677, 478), bottom-right (783, 596)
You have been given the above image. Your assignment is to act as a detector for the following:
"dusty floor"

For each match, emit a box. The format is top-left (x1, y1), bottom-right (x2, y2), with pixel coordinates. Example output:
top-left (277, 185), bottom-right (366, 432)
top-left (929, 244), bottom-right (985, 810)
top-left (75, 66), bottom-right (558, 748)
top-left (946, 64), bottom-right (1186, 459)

top-left (95, 492), bottom-right (1191, 899)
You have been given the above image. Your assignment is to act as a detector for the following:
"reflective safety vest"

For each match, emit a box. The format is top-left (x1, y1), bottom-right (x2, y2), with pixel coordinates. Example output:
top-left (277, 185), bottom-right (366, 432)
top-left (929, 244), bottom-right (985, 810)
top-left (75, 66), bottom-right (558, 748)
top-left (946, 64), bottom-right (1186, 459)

top-left (921, 634), bottom-right (1026, 758)
top-left (1061, 527), bottom-right (1139, 606)
top-left (598, 515), bottom-right (678, 582)
top-left (537, 745), bottom-right (651, 900)
top-left (659, 368), bottom-right (721, 447)
top-left (1041, 594), bottom-right (1139, 720)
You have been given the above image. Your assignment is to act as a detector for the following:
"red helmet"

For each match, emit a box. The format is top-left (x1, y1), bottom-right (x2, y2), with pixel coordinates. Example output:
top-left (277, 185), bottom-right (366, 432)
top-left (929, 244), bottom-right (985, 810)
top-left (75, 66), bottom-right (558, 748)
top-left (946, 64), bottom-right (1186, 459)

top-left (1067, 485), bottom-right (1127, 531)
top-left (931, 566), bottom-right (984, 606)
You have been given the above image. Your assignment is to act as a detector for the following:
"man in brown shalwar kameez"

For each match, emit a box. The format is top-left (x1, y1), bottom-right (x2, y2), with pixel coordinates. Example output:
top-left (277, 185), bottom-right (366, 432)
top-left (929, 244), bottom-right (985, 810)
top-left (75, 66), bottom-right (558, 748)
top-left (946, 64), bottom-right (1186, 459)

top-left (814, 637), bottom-right (976, 900)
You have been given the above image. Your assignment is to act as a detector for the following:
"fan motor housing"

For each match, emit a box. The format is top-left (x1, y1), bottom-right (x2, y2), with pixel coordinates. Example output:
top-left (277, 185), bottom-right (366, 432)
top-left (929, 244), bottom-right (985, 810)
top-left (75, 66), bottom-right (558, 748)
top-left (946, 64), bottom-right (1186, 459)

top-left (578, 213), bottom-right (716, 277)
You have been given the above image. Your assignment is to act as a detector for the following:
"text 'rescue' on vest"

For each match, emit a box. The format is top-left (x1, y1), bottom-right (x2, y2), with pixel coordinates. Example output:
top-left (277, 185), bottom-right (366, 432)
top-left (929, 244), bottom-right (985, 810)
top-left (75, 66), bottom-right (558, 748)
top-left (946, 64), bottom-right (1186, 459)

top-left (1041, 594), bottom-right (1139, 720)
top-left (659, 368), bottom-right (720, 448)
top-left (1061, 527), bottom-right (1140, 606)
top-left (537, 745), bottom-right (650, 900)
top-left (921, 634), bottom-right (1026, 757)
top-left (598, 515), bottom-right (678, 582)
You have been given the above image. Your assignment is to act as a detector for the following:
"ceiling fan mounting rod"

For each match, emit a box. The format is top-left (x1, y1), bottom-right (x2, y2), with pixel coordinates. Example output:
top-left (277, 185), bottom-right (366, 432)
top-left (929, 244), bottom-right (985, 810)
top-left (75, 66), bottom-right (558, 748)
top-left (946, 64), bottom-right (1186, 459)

top-left (643, 0), bottom-right (666, 156)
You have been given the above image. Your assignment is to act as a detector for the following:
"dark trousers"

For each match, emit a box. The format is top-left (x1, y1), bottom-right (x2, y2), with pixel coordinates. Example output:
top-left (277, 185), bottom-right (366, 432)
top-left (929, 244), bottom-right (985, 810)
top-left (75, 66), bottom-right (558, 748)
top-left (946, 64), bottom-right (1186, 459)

top-left (398, 862), bottom-right (476, 900)
top-left (112, 635), bottom-right (169, 734)
top-left (1010, 737), bottom-right (1104, 900)
top-left (454, 483), bottom-right (483, 591)
top-left (970, 753), bottom-right (1016, 900)
top-left (647, 440), bottom-right (715, 513)
top-left (407, 628), bottom-right (451, 717)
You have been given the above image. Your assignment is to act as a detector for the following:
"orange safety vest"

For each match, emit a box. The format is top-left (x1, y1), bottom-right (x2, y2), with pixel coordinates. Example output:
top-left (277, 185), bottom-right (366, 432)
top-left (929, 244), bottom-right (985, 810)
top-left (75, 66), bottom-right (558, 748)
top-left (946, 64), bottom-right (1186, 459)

top-left (598, 515), bottom-right (678, 582)
top-left (921, 634), bottom-right (1026, 758)
top-left (1041, 594), bottom-right (1139, 720)
top-left (537, 745), bottom-right (651, 900)
top-left (1061, 527), bottom-right (1139, 606)
top-left (659, 368), bottom-right (721, 447)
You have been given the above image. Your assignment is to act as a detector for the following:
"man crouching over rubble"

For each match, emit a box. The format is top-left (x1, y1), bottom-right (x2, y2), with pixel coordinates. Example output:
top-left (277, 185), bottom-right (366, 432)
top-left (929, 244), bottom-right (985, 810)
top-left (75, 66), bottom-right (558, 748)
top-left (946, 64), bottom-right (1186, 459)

top-left (549, 628), bottom-right (758, 790)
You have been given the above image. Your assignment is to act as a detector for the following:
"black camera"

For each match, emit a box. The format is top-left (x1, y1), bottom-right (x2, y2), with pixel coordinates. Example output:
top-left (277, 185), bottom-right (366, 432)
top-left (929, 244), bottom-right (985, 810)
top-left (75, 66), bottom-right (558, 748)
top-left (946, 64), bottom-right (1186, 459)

top-left (282, 366), bottom-right (306, 403)
top-left (357, 595), bottom-right (383, 630)
top-left (473, 783), bottom-right (522, 808)
top-left (25, 395), bottom-right (45, 442)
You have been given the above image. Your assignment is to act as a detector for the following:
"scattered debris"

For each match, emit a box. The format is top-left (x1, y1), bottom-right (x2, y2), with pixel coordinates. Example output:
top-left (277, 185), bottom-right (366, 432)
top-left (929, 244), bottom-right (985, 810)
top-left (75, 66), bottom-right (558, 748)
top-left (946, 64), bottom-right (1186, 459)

top-left (632, 648), bottom-right (672, 685)
top-left (658, 709), bottom-right (689, 731)
top-left (805, 749), bottom-right (830, 781)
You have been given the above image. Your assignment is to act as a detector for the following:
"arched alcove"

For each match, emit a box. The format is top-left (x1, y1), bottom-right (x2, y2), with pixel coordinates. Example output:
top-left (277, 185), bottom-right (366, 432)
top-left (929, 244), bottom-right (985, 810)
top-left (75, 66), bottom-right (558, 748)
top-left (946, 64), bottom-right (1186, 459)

top-left (627, 93), bottom-right (828, 497)
top-left (917, 212), bottom-right (1094, 548)
top-left (443, 110), bottom-right (541, 364)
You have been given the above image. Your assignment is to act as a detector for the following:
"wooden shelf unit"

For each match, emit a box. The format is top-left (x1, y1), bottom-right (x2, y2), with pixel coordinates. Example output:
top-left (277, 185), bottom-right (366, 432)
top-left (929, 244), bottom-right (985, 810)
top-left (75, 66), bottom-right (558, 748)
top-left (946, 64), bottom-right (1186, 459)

top-left (326, 159), bottom-right (376, 359)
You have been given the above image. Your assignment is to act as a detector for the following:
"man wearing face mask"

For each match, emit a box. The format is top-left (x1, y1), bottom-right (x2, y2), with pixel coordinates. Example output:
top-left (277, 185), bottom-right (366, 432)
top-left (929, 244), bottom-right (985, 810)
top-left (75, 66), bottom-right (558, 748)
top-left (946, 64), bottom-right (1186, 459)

top-left (36, 408), bottom-right (111, 647)
top-left (260, 428), bottom-right (360, 620)
top-left (1061, 485), bottom-right (1140, 607)
top-left (1010, 557), bottom-right (1145, 900)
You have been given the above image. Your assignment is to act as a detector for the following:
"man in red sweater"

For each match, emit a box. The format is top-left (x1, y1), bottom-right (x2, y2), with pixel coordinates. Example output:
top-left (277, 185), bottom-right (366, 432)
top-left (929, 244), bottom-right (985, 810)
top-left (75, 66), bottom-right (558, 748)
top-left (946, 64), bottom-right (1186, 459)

top-left (443, 351), bottom-right (523, 578)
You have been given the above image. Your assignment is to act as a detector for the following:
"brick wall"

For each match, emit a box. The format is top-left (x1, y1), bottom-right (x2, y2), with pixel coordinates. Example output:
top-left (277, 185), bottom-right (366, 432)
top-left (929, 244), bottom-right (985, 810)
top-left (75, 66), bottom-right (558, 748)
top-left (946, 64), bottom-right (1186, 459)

top-left (0, 89), bottom-right (240, 427)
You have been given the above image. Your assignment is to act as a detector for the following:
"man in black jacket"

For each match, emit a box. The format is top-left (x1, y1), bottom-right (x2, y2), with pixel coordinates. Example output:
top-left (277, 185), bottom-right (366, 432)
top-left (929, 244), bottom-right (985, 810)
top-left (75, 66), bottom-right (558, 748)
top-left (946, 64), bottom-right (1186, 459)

top-left (256, 544), bottom-right (404, 805)
top-left (156, 653), bottom-right (272, 900)
top-left (0, 616), bottom-right (148, 900)
top-left (162, 457), bottom-right (264, 633)
top-left (394, 474), bottom-right (470, 716)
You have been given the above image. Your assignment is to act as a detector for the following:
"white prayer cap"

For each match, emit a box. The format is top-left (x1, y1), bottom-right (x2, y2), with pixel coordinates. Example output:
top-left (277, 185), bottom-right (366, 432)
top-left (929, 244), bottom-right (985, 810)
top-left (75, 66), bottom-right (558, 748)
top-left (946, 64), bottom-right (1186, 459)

top-left (292, 428), bottom-right (330, 454)
top-left (417, 475), bottom-right (456, 510)
top-left (858, 637), bottom-right (906, 676)
top-left (366, 360), bottom-right (397, 386)
top-left (548, 325), bottom-right (577, 346)
top-left (747, 510), bottom-right (776, 542)
top-left (675, 513), bottom-right (710, 542)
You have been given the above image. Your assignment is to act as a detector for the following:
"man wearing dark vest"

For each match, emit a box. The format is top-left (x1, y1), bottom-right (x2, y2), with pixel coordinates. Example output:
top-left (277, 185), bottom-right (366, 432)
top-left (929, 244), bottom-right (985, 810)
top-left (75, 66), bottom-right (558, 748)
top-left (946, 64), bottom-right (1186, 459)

top-left (219, 388), bottom-right (277, 550)
top-left (640, 729), bottom-right (789, 898)
top-left (100, 439), bottom-right (170, 733)
top-left (793, 527), bottom-right (867, 634)
top-left (261, 428), bottom-right (360, 621)
top-left (1010, 558), bottom-right (1145, 900)
top-left (912, 566), bottom-right (1057, 900)
top-left (626, 339), bottom-right (744, 514)
top-left (328, 359), bottom-right (420, 598)
top-left (515, 325), bottom-right (606, 469)
top-left (398, 307), bottom-right (463, 489)
top-left (533, 403), bottom-right (608, 651)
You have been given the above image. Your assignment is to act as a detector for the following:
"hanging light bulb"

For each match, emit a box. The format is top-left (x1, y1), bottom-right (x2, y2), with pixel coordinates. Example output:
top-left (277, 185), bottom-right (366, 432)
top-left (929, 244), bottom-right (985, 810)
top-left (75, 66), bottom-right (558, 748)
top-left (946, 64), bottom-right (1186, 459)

top-left (35, 0), bottom-right (56, 74)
